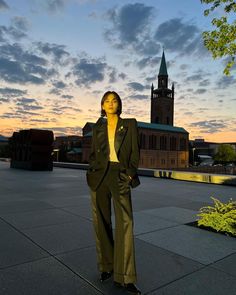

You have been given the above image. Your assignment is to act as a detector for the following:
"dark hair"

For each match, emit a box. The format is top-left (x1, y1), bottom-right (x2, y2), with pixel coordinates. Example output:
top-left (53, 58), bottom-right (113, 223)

top-left (101, 91), bottom-right (122, 117)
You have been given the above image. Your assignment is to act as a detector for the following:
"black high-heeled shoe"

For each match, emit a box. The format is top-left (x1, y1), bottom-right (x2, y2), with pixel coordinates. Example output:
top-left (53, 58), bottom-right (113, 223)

top-left (100, 271), bottom-right (113, 282)
top-left (114, 281), bottom-right (141, 294)
top-left (124, 283), bottom-right (141, 294)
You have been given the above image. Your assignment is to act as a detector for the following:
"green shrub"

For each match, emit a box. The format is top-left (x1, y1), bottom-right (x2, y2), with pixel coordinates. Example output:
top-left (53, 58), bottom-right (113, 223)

top-left (197, 197), bottom-right (236, 237)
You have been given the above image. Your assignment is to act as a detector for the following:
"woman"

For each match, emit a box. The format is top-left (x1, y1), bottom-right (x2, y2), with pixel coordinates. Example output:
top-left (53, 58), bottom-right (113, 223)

top-left (86, 91), bottom-right (141, 295)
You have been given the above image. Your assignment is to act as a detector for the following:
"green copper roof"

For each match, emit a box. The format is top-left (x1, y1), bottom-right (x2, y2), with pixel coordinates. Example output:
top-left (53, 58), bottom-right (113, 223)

top-left (159, 51), bottom-right (168, 76)
top-left (84, 121), bottom-right (188, 136)
top-left (137, 121), bottom-right (188, 134)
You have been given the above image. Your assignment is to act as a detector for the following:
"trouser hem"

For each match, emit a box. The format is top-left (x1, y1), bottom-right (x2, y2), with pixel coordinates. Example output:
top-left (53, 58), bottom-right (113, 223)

top-left (98, 262), bottom-right (113, 272)
top-left (113, 272), bottom-right (137, 284)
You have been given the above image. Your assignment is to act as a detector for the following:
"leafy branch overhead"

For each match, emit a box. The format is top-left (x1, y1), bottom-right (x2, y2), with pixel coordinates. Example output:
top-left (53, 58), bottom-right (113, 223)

top-left (201, 0), bottom-right (236, 75)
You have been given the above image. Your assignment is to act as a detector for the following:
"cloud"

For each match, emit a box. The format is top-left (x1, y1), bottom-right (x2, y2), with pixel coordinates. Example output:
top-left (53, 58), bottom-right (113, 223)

top-left (0, 98), bottom-right (9, 103)
top-left (127, 82), bottom-right (148, 92)
top-left (199, 79), bottom-right (210, 87)
top-left (105, 3), bottom-right (153, 44)
top-left (127, 94), bottom-right (148, 100)
top-left (217, 75), bottom-right (236, 89)
top-left (52, 80), bottom-right (67, 89)
top-left (49, 126), bottom-right (83, 136)
top-left (0, 87), bottom-right (27, 97)
top-left (35, 41), bottom-right (70, 63)
top-left (189, 120), bottom-right (226, 133)
top-left (11, 16), bottom-right (30, 32)
top-left (155, 18), bottom-right (206, 57)
top-left (184, 111), bottom-right (194, 116)
top-left (15, 97), bottom-right (44, 111)
top-left (45, 0), bottom-right (69, 13)
top-left (0, 16), bottom-right (30, 41)
top-left (0, 57), bottom-right (46, 84)
top-left (0, 43), bottom-right (57, 84)
top-left (72, 56), bottom-right (107, 87)
top-left (194, 88), bottom-right (207, 94)
top-left (104, 3), bottom-right (159, 56)
top-left (1, 109), bottom-right (41, 118)
top-left (0, 24), bottom-right (27, 40)
top-left (185, 74), bottom-right (203, 83)
top-left (136, 56), bottom-right (161, 69)
top-left (0, 0), bottom-right (9, 10)
top-left (61, 94), bottom-right (73, 99)
top-left (0, 43), bottom-right (46, 65)
top-left (29, 118), bottom-right (57, 123)
top-left (50, 105), bottom-right (82, 115)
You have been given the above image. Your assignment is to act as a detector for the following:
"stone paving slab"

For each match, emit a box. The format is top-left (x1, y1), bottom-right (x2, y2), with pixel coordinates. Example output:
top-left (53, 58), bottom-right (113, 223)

top-left (210, 253), bottom-right (236, 278)
top-left (148, 265), bottom-right (236, 295)
top-left (0, 257), bottom-right (101, 295)
top-left (137, 225), bottom-right (236, 265)
top-left (45, 195), bottom-right (91, 207)
top-left (112, 212), bottom-right (178, 236)
top-left (141, 207), bottom-right (199, 224)
top-left (22, 219), bottom-right (95, 255)
top-left (57, 246), bottom-right (129, 295)
top-left (0, 208), bottom-right (83, 230)
top-left (62, 204), bottom-right (93, 221)
top-left (0, 219), bottom-right (49, 269)
top-left (178, 200), bottom-right (212, 211)
top-left (0, 199), bottom-right (56, 214)
top-left (56, 238), bottom-right (204, 295)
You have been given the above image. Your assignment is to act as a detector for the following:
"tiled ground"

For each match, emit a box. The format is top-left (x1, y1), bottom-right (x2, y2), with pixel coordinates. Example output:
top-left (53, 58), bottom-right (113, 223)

top-left (0, 161), bottom-right (235, 295)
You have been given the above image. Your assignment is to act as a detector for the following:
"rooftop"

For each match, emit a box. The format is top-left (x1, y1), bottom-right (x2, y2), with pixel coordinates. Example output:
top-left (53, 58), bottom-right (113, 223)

top-left (84, 121), bottom-right (188, 137)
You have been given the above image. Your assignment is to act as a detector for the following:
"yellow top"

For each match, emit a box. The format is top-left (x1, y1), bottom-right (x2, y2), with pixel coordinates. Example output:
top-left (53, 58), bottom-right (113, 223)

top-left (107, 125), bottom-right (119, 162)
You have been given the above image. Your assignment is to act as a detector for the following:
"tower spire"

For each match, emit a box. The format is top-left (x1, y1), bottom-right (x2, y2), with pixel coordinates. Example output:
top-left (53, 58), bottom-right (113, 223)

top-left (159, 50), bottom-right (168, 76)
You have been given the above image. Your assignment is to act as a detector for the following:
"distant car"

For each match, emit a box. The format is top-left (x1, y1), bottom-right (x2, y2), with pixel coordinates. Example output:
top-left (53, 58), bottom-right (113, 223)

top-left (199, 161), bottom-right (214, 167)
top-left (225, 163), bottom-right (235, 167)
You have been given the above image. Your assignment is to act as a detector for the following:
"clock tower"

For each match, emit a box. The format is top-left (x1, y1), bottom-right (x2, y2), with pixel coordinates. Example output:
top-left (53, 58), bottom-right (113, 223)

top-left (151, 51), bottom-right (174, 125)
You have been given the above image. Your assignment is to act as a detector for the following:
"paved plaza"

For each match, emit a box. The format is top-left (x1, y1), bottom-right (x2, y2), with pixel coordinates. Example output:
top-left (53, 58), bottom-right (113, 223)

top-left (0, 161), bottom-right (235, 295)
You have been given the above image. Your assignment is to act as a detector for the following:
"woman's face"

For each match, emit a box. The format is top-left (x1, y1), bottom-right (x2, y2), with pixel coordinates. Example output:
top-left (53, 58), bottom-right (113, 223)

top-left (102, 93), bottom-right (119, 116)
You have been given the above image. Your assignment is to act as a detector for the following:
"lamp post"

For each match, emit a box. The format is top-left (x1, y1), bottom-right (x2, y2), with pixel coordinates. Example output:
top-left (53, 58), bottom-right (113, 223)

top-left (192, 147), bottom-right (196, 166)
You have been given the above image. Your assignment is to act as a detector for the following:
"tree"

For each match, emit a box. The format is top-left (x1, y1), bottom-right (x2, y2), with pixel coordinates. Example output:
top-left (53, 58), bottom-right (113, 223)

top-left (201, 0), bottom-right (236, 75)
top-left (214, 144), bottom-right (236, 162)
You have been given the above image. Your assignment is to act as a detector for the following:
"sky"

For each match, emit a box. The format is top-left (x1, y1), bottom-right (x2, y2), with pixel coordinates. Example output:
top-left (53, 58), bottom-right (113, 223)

top-left (0, 0), bottom-right (235, 142)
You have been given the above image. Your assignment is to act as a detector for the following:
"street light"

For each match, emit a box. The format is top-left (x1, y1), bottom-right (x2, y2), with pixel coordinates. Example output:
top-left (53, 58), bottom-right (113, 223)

top-left (192, 147), bottom-right (196, 166)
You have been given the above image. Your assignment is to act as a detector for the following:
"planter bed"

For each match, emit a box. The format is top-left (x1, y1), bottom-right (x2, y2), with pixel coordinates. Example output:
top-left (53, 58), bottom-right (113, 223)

top-left (186, 221), bottom-right (236, 238)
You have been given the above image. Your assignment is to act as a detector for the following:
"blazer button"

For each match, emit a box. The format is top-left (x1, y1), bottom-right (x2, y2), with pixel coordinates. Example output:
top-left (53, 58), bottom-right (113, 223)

top-left (97, 149), bottom-right (100, 152)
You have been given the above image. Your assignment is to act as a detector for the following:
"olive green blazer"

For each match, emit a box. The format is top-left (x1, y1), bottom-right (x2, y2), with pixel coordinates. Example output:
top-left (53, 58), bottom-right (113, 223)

top-left (86, 116), bottom-right (140, 191)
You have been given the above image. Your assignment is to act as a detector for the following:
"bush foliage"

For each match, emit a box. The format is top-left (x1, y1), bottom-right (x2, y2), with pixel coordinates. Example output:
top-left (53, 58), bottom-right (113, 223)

top-left (197, 197), bottom-right (236, 237)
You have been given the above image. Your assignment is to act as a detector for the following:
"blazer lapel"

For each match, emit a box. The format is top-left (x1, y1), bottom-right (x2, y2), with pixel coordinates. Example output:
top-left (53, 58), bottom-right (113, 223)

top-left (96, 118), bottom-right (109, 158)
top-left (114, 116), bottom-right (128, 156)
top-left (96, 116), bottom-right (128, 158)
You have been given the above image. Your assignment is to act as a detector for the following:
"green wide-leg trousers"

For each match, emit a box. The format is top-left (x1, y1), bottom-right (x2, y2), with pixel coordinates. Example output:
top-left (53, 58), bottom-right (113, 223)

top-left (90, 161), bottom-right (137, 284)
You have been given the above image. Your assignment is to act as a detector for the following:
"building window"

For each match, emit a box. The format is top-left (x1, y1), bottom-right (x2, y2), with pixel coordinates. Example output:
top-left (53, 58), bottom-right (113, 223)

top-left (160, 136), bottom-right (167, 150)
top-left (166, 117), bottom-right (169, 125)
top-left (150, 158), bottom-right (154, 165)
top-left (170, 137), bottom-right (177, 150)
top-left (171, 159), bottom-right (175, 164)
top-left (180, 138), bottom-right (186, 151)
top-left (161, 159), bottom-right (165, 164)
top-left (149, 134), bottom-right (157, 149)
top-left (140, 133), bottom-right (146, 149)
